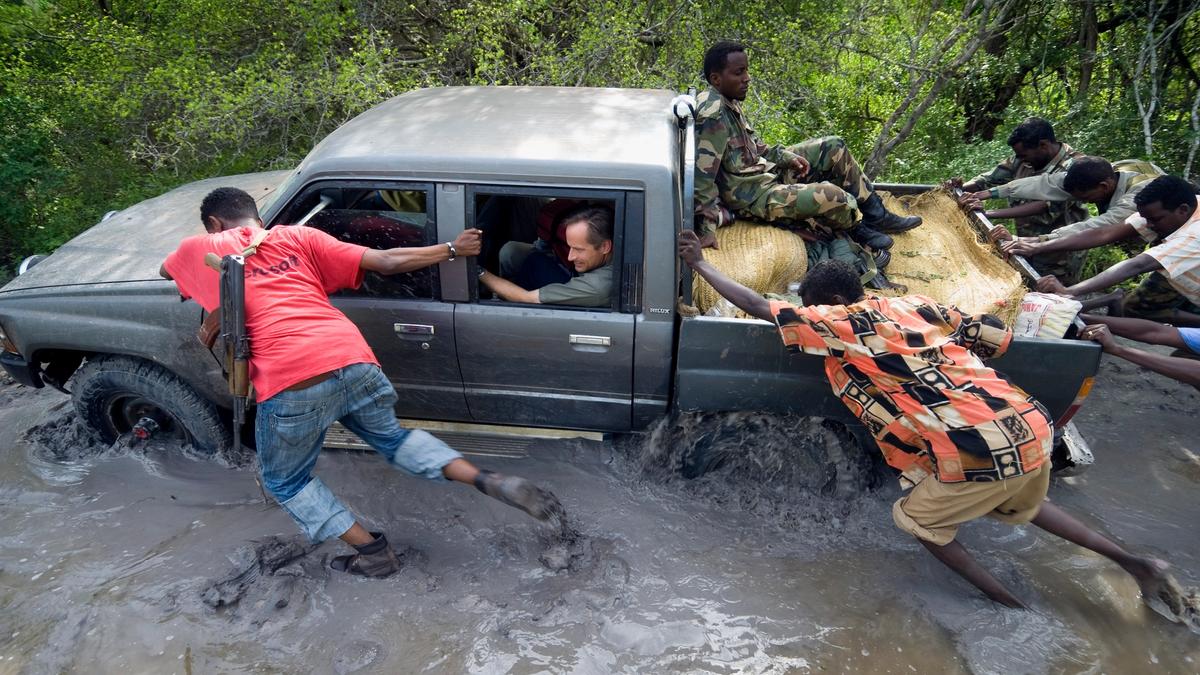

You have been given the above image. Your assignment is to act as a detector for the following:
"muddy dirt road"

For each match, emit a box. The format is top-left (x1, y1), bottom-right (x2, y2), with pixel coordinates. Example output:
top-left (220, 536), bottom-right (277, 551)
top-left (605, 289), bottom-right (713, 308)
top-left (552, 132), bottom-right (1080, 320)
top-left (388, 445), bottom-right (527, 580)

top-left (2, 351), bottom-right (1199, 674)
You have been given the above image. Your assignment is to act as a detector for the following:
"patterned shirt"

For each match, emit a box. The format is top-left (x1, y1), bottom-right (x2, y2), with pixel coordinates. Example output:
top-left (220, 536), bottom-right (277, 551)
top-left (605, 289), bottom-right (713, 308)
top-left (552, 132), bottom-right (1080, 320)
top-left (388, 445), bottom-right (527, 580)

top-left (693, 87), bottom-right (800, 236)
top-left (769, 295), bottom-right (1053, 487)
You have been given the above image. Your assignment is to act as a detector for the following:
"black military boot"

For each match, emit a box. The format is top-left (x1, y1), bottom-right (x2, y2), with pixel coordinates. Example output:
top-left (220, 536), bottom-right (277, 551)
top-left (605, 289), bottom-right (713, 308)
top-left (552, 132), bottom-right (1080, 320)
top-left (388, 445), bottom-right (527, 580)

top-left (475, 469), bottom-right (563, 521)
top-left (866, 269), bottom-right (907, 292)
top-left (849, 223), bottom-right (893, 250)
top-left (330, 532), bottom-right (401, 578)
top-left (873, 247), bottom-right (891, 271)
top-left (859, 193), bottom-right (923, 234)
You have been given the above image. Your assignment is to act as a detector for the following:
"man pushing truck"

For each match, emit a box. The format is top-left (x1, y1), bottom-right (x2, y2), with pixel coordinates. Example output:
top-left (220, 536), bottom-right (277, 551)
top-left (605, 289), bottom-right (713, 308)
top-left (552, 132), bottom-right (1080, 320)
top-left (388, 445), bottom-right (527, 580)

top-left (677, 228), bottom-right (1190, 619)
top-left (161, 187), bottom-right (562, 578)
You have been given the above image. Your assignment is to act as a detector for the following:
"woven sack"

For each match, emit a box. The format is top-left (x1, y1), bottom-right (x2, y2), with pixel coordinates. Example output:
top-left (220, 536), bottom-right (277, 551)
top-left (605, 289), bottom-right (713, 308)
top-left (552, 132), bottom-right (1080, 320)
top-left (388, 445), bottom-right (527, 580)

top-left (693, 222), bottom-right (808, 317)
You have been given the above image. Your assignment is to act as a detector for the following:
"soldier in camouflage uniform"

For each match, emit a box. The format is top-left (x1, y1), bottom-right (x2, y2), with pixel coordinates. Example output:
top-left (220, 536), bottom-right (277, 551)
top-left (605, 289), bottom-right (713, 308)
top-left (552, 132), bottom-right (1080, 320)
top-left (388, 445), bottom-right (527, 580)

top-left (694, 42), bottom-right (921, 251)
top-left (948, 118), bottom-right (1088, 284)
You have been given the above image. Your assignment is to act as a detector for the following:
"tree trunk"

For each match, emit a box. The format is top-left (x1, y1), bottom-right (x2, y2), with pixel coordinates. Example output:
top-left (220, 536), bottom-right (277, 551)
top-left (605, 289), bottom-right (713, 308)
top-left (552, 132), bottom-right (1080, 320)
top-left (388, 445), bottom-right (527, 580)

top-left (864, 0), bottom-right (1019, 178)
top-left (961, 65), bottom-right (1032, 141)
top-left (1078, 0), bottom-right (1098, 101)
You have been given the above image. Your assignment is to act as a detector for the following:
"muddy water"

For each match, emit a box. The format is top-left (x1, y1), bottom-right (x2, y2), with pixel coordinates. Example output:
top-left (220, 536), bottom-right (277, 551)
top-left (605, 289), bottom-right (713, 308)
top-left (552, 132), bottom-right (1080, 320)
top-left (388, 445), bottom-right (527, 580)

top-left (1, 351), bottom-right (1200, 674)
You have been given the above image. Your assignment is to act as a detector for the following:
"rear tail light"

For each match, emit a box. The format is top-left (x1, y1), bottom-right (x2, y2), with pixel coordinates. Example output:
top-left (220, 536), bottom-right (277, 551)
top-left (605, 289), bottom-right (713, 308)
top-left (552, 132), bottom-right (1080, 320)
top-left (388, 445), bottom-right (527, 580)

top-left (1054, 376), bottom-right (1095, 427)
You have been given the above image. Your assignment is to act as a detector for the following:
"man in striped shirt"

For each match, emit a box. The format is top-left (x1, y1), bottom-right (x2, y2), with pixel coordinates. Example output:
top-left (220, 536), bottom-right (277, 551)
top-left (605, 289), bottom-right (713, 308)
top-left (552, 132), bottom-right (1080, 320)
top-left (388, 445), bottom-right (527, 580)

top-left (1035, 176), bottom-right (1200, 327)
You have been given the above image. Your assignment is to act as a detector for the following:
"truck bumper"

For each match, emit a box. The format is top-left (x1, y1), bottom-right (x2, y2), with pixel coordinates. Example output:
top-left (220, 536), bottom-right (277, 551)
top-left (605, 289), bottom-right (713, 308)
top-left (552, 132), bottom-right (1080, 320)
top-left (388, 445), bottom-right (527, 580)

top-left (0, 351), bottom-right (43, 389)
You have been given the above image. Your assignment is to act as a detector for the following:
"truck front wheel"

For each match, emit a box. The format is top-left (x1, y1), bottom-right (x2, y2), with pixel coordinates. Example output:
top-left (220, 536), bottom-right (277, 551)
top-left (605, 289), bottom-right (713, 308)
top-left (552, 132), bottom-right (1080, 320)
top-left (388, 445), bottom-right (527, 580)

top-left (71, 355), bottom-right (229, 456)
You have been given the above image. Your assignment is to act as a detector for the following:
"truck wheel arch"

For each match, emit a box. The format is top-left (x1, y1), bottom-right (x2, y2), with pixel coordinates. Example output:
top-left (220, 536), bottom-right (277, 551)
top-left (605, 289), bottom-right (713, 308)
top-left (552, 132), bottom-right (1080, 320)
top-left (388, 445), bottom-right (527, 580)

top-left (71, 355), bottom-right (229, 456)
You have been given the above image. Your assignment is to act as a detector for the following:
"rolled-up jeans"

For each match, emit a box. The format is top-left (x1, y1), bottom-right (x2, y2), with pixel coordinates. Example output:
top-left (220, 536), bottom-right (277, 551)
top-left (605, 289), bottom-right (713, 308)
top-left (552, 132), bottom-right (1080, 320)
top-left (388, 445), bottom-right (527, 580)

top-left (254, 362), bottom-right (463, 542)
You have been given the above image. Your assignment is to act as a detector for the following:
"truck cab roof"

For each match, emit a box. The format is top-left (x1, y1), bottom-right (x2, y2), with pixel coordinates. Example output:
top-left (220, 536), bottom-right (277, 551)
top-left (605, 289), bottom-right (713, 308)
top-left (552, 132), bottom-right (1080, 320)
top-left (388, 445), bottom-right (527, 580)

top-left (290, 86), bottom-right (681, 187)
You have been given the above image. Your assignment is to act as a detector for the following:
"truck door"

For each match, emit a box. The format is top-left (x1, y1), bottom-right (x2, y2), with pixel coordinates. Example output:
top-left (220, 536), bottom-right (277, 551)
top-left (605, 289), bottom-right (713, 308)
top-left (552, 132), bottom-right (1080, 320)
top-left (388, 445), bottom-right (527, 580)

top-left (269, 181), bottom-right (471, 422)
top-left (454, 187), bottom-right (637, 431)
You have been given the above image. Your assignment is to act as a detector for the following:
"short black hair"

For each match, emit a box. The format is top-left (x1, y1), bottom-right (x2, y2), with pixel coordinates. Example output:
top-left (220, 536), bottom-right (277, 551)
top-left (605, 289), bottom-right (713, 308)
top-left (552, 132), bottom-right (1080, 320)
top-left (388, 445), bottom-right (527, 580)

top-left (703, 41), bottom-right (746, 81)
top-left (561, 204), bottom-right (613, 247)
top-left (799, 260), bottom-right (864, 306)
top-left (1062, 156), bottom-right (1115, 194)
top-left (199, 187), bottom-right (259, 229)
top-left (1134, 175), bottom-right (1199, 212)
top-left (1006, 117), bottom-right (1056, 148)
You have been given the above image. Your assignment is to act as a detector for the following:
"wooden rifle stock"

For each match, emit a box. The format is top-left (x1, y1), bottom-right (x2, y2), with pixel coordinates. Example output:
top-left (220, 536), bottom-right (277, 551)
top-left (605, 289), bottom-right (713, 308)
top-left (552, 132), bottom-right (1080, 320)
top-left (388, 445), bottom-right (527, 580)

top-left (217, 254), bottom-right (250, 454)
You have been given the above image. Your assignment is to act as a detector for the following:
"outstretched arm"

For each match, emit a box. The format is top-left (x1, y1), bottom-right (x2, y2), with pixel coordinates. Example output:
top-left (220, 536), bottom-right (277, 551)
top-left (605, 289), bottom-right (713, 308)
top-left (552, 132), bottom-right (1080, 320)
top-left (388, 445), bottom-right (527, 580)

top-left (361, 228), bottom-right (482, 275)
top-left (1081, 324), bottom-right (1200, 387)
top-left (1005, 221), bottom-right (1136, 258)
top-left (985, 200), bottom-right (1049, 221)
top-left (678, 230), bottom-right (773, 322)
top-left (1077, 314), bottom-right (1185, 349)
top-left (1037, 253), bottom-right (1162, 297)
top-left (478, 270), bottom-right (540, 304)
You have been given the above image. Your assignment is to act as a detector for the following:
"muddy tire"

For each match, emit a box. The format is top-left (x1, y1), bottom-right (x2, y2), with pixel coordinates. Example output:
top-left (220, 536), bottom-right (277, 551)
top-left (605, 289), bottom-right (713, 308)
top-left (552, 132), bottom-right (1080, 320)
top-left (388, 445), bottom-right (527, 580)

top-left (72, 355), bottom-right (229, 456)
top-left (668, 412), bottom-right (883, 497)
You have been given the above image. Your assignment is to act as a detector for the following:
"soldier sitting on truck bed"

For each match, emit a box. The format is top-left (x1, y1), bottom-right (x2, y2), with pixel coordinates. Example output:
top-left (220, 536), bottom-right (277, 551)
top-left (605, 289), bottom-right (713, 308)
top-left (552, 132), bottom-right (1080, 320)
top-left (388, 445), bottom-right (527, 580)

top-left (678, 229), bottom-right (1181, 615)
top-left (693, 41), bottom-right (922, 252)
top-left (1031, 176), bottom-right (1200, 327)
top-left (961, 156), bottom-right (1162, 251)
top-left (944, 117), bottom-right (1088, 284)
top-left (479, 204), bottom-right (614, 308)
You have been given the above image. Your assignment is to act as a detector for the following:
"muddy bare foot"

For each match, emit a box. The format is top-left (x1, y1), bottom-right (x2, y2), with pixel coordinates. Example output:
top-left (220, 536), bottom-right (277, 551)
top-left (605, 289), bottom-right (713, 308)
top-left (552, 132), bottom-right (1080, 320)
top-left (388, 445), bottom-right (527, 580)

top-left (1127, 558), bottom-right (1200, 631)
top-left (475, 470), bottom-right (564, 521)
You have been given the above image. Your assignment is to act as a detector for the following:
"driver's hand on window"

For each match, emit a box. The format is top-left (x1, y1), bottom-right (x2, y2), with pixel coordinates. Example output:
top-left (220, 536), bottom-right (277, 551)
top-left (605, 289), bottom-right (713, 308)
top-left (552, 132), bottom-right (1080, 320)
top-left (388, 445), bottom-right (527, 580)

top-left (454, 228), bottom-right (483, 257)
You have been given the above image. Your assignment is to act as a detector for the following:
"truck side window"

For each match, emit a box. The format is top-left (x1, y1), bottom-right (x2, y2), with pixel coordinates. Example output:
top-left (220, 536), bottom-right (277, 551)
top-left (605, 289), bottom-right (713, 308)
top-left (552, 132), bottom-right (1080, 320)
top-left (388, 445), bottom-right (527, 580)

top-left (282, 187), bottom-right (437, 300)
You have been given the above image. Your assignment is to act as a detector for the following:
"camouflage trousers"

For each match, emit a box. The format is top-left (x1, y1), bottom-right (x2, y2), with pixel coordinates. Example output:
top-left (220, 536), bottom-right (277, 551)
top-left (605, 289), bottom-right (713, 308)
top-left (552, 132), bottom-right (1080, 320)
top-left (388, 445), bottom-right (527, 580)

top-left (1122, 272), bottom-right (1200, 323)
top-left (744, 136), bottom-right (871, 235)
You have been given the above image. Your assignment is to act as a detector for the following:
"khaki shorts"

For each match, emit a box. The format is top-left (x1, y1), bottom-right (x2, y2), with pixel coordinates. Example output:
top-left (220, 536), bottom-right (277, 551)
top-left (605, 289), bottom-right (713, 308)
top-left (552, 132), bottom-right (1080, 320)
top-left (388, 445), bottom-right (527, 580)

top-left (892, 463), bottom-right (1050, 546)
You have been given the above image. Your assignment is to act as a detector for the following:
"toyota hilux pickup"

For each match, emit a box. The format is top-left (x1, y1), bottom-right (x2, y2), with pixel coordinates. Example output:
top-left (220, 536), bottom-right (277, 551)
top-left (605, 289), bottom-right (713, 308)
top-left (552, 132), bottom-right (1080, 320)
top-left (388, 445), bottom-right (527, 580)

top-left (0, 86), bottom-right (1098, 483)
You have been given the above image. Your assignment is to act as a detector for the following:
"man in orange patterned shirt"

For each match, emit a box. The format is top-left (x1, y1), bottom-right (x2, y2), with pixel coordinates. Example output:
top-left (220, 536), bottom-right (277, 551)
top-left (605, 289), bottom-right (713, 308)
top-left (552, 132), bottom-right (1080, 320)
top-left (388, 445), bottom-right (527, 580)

top-left (679, 230), bottom-right (1173, 611)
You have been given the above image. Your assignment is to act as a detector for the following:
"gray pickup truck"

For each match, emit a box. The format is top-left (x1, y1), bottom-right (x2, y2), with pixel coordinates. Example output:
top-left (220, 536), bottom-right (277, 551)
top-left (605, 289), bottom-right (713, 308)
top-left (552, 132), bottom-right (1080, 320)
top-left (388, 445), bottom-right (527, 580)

top-left (0, 86), bottom-right (1100, 480)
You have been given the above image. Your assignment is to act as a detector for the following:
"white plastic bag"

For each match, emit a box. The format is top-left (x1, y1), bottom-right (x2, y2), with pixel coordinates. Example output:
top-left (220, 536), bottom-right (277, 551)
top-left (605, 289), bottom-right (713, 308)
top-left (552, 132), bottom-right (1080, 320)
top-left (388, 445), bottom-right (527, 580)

top-left (1013, 292), bottom-right (1082, 338)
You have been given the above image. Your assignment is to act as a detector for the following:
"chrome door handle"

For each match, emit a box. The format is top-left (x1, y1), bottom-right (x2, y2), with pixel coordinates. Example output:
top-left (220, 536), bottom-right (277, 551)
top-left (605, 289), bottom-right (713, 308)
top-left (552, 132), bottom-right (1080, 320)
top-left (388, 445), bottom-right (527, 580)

top-left (569, 334), bottom-right (611, 347)
top-left (395, 323), bottom-right (435, 336)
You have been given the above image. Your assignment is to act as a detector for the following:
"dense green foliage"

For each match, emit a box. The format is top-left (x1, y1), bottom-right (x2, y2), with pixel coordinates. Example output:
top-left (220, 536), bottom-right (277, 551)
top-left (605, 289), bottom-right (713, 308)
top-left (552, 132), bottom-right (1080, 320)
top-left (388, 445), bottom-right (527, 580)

top-left (1, 0), bottom-right (1198, 277)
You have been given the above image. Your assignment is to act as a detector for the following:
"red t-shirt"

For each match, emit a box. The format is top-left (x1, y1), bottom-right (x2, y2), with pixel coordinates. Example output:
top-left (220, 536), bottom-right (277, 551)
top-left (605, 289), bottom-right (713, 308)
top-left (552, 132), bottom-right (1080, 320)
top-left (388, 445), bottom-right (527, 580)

top-left (163, 225), bottom-right (379, 401)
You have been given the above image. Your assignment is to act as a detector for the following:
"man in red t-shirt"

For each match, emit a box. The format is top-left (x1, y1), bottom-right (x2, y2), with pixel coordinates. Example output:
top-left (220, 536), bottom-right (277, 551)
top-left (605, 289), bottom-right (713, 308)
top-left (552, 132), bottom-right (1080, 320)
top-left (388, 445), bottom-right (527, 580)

top-left (678, 230), bottom-right (1178, 614)
top-left (162, 187), bottom-right (561, 577)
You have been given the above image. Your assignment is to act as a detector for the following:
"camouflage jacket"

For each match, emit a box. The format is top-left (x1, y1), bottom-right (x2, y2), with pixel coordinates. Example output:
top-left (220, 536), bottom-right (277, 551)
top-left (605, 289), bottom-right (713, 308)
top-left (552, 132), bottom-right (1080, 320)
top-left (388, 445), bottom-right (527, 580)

top-left (693, 87), bottom-right (799, 236)
top-left (968, 142), bottom-right (1088, 234)
top-left (994, 159), bottom-right (1164, 239)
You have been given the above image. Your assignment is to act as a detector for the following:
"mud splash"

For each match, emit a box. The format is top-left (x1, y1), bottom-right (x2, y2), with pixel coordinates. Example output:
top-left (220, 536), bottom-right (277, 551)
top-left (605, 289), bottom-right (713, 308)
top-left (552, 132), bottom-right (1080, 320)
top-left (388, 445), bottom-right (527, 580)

top-left (626, 412), bottom-right (894, 538)
top-left (2, 355), bottom-right (1200, 673)
top-left (22, 407), bottom-right (252, 475)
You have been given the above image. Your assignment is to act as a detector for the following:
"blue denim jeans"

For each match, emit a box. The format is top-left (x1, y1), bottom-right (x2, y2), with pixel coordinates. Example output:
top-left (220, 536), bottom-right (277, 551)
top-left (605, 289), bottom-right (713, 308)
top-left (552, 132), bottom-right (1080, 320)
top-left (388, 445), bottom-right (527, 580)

top-left (255, 362), bottom-right (463, 542)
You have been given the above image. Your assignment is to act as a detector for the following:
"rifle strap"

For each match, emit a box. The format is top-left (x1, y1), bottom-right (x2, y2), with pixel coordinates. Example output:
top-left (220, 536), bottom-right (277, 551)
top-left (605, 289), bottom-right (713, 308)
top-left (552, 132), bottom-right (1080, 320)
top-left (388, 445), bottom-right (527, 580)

top-left (197, 228), bottom-right (272, 348)
top-left (240, 227), bottom-right (271, 257)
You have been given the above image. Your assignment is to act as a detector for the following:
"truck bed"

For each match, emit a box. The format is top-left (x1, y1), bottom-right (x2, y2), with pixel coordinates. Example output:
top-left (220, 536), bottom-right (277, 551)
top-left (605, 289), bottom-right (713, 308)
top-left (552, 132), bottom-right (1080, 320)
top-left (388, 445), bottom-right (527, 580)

top-left (674, 183), bottom-right (1101, 429)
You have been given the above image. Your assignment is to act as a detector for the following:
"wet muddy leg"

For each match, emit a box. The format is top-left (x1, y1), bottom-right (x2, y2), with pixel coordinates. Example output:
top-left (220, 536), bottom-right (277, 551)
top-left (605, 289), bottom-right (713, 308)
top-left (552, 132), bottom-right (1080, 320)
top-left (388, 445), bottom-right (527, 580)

top-left (1030, 502), bottom-right (1176, 611)
top-left (918, 538), bottom-right (1026, 609)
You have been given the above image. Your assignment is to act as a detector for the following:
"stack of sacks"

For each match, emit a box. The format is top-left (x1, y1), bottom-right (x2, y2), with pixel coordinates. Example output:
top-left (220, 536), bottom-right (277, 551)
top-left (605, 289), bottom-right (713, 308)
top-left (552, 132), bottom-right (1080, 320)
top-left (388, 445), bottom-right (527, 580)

top-left (693, 222), bottom-right (808, 318)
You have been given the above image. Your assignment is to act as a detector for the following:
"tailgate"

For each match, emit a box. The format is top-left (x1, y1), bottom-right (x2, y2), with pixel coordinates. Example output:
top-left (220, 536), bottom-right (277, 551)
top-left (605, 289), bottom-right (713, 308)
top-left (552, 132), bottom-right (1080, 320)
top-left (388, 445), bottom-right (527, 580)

top-left (674, 315), bottom-right (1100, 426)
